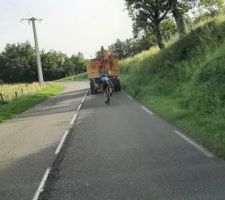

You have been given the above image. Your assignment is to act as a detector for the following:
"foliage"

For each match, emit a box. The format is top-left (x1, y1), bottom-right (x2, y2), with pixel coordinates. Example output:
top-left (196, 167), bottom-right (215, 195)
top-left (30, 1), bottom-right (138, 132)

top-left (125, 0), bottom-right (170, 49)
top-left (120, 16), bottom-right (225, 158)
top-left (0, 42), bottom-right (86, 83)
top-left (193, 12), bottom-right (212, 25)
top-left (200, 0), bottom-right (223, 10)
top-left (108, 36), bottom-right (150, 59)
top-left (159, 19), bottom-right (178, 41)
top-left (0, 42), bottom-right (37, 82)
top-left (109, 20), bottom-right (177, 59)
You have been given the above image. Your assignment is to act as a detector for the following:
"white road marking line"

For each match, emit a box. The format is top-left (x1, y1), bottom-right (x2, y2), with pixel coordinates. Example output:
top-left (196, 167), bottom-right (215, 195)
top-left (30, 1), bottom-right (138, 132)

top-left (174, 130), bottom-right (214, 157)
top-left (81, 98), bottom-right (85, 104)
top-left (81, 89), bottom-right (88, 103)
top-left (77, 104), bottom-right (82, 111)
top-left (127, 95), bottom-right (133, 100)
top-left (32, 168), bottom-right (51, 200)
top-left (141, 105), bottom-right (154, 115)
top-left (33, 90), bottom-right (89, 200)
top-left (70, 113), bottom-right (77, 125)
top-left (55, 129), bottom-right (69, 155)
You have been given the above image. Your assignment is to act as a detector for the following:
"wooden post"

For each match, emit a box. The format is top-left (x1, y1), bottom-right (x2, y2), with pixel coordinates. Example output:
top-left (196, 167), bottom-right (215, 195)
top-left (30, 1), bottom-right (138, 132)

top-left (0, 93), bottom-right (4, 104)
top-left (15, 91), bottom-right (18, 98)
top-left (21, 88), bottom-right (23, 95)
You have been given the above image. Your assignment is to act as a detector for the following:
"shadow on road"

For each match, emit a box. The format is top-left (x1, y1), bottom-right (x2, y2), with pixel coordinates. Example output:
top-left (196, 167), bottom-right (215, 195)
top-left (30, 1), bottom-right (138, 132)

top-left (9, 89), bottom-right (88, 122)
top-left (0, 144), bottom-right (57, 200)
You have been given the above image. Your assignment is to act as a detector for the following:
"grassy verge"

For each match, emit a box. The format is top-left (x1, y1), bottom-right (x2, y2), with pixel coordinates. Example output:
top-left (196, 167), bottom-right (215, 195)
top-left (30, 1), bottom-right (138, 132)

top-left (0, 83), bottom-right (64, 123)
top-left (120, 16), bottom-right (225, 158)
top-left (59, 72), bottom-right (88, 81)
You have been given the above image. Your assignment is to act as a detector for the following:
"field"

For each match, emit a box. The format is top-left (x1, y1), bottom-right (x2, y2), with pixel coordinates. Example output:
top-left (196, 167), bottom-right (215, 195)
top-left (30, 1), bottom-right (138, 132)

top-left (0, 83), bottom-right (44, 104)
top-left (0, 83), bottom-right (64, 123)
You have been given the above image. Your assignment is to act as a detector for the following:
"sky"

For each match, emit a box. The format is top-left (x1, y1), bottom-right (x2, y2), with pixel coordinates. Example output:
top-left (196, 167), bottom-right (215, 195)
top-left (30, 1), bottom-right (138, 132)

top-left (0, 0), bottom-right (133, 58)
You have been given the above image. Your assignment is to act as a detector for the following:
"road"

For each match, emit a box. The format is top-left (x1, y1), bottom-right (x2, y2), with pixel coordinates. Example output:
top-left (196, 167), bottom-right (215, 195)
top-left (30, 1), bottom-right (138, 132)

top-left (0, 82), bottom-right (88, 200)
top-left (39, 88), bottom-right (225, 200)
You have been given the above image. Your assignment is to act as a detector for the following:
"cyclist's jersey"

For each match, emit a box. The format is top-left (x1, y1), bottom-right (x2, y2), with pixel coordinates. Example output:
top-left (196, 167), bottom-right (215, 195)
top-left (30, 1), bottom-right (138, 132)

top-left (100, 76), bottom-right (109, 84)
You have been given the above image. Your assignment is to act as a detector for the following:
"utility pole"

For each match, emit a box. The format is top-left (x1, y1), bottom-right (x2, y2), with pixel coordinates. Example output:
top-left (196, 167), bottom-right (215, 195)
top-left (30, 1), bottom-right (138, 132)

top-left (22, 17), bottom-right (44, 84)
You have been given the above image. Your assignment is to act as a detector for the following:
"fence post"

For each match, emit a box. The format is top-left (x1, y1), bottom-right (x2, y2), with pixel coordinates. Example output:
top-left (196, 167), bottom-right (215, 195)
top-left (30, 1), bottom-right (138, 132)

top-left (21, 88), bottom-right (23, 95)
top-left (15, 91), bottom-right (18, 98)
top-left (0, 93), bottom-right (4, 104)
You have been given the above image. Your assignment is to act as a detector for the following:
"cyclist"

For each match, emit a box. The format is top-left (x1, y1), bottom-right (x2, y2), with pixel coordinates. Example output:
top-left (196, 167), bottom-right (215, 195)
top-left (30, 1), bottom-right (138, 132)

top-left (100, 74), bottom-right (112, 103)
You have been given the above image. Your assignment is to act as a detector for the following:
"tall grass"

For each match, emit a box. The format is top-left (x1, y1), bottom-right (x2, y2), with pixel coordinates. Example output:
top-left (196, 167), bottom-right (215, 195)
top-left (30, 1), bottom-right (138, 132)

top-left (0, 83), bottom-right (44, 103)
top-left (120, 16), bottom-right (225, 158)
top-left (0, 84), bottom-right (64, 123)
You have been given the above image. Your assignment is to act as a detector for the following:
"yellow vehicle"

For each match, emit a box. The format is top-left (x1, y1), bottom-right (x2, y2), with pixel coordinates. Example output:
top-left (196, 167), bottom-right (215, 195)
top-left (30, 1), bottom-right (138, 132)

top-left (86, 47), bottom-right (121, 94)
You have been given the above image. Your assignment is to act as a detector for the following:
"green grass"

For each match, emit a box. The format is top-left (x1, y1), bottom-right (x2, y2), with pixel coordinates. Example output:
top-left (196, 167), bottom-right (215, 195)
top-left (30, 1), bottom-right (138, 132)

top-left (0, 83), bottom-right (64, 123)
top-left (120, 16), bottom-right (225, 158)
top-left (59, 72), bottom-right (88, 81)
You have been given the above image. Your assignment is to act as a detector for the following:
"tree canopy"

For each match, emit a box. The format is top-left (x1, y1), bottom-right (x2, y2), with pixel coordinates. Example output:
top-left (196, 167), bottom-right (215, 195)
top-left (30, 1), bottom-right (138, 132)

top-left (125, 0), bottom-right (170, 49)
top-left (0, 42), bottom-right (86, 83)
top-left (108, 0), bottom-right (225, 59)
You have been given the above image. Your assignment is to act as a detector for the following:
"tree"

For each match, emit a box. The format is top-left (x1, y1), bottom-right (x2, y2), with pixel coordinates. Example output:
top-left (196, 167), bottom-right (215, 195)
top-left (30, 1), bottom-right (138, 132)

top-left (70, 53), bottom-right (86, 74)
top-left (0, 42), bottom-right (87, 83)
top-left (125, 0), bottom-right (170, 49)
top-left (108, 39), bottom-right (127, 59)
top-left (41, 50), bottom-right (66, 80)
top-left (109, 36), bottom-right (151, 59)
top-left (63, 57), bottom-right (74, 76)
top-left (0, 42), bottom-right (37, 82)
top-left (134, 35), bottom-right (153, 53)
top-left (199, 0), bottom-right (223, 15)
top-left (160, 19), bottom-right (177, 41)
top-left (168, 0), bottom-right (187, 38)
top-left (193, 12), bottom-right (211, 25)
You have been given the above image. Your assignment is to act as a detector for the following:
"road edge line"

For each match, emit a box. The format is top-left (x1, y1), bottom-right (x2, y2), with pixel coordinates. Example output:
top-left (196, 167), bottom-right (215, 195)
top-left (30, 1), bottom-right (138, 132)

top-left (70, 113), bottom-right (77, 125)
top-left (174, 130), bottom-right (214, 158)
top-left (55, 129), bottom-right (69, 155)
top-left (127, 95), bottom-right (133, 100)
top-left (77, 104), bottom-right (82, 111)
top-left (140, 105), bottom-right (154, 115)
top-left (32, 168), bottom-right (51, 200)
top-left (33, 89), bottom-right (89, 199)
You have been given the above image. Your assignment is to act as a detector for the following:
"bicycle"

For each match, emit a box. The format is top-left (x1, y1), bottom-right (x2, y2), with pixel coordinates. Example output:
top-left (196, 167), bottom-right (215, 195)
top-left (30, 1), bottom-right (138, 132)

top-left (104, 85), bottom-right (111, 105)
top-left (104, 84), bottom-right (112, 105)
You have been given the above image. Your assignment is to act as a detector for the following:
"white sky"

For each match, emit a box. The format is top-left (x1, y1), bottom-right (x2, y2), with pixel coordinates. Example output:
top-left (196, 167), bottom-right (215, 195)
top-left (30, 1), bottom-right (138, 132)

top-left (0, 0), bottom-right (133, 58)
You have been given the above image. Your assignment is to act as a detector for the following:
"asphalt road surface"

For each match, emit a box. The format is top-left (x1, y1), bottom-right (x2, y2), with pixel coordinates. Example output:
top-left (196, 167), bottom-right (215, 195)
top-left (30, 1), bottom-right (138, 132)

top-left (40, 89), bottom-right (225, 200)
top-left (0, 82), bottom-right (88, 200)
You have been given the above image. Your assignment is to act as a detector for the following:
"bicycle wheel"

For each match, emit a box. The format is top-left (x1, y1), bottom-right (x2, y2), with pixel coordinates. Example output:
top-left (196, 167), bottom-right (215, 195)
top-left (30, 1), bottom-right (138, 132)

top-left (107, 93), bottom-right (110, 105)
top-left (105, 87), bottom-right (110, 105)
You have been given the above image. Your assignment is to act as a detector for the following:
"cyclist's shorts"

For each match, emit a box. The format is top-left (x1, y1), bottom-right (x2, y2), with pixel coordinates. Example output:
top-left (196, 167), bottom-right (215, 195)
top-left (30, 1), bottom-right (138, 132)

top-left (102, 82), bottom-right (109, 91)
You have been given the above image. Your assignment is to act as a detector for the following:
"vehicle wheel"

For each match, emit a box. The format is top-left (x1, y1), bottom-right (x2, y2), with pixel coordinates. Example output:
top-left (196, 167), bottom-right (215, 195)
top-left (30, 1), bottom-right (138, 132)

top-left (106, 95), bottom-right (110, 105)
top-left (117, 79), bottom-right (121, 91)
top-left (90, 81), bottom-right (95, 95)
top-left (114, 79), bottom-right (118, 92)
